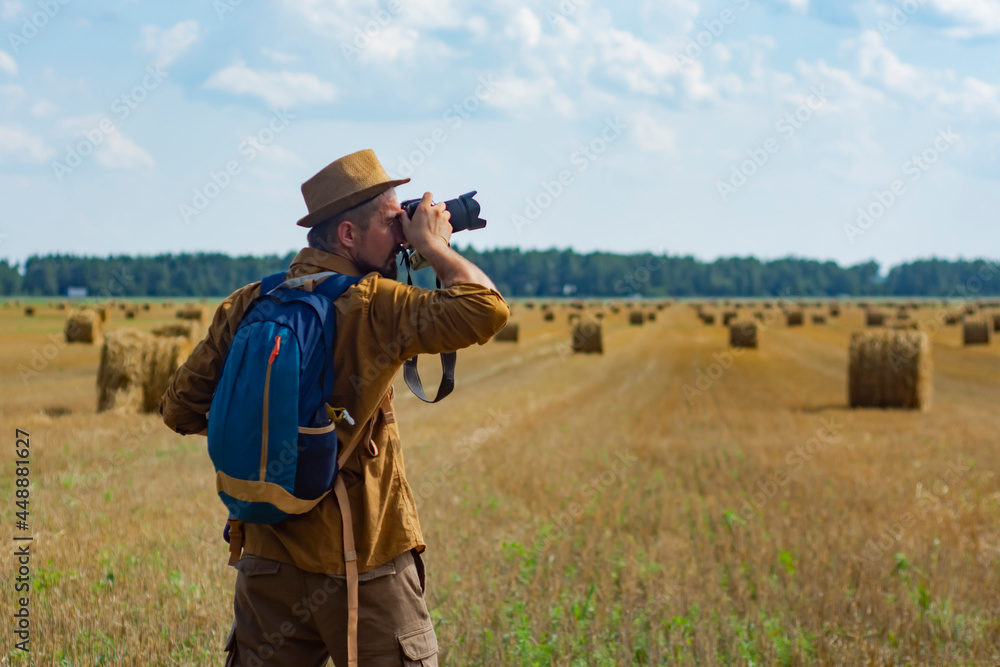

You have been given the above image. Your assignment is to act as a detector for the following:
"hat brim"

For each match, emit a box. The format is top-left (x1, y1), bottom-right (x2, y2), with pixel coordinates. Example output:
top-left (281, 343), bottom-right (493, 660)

top-left (296, 178), bottom-right (410, 228)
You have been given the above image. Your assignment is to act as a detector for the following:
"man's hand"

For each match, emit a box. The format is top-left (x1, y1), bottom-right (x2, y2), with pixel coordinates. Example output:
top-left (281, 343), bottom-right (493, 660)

top-left (401, 192), bottom-right (452, 255)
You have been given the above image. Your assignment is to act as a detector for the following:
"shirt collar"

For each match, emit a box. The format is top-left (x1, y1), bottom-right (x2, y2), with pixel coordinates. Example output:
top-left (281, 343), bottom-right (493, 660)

top-left (288, 247), bottom-right (363, 277)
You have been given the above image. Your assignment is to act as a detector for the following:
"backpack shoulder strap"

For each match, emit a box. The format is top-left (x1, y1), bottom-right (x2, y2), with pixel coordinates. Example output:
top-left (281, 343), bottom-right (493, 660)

top-left (260, 271), bottom-right (287, 295)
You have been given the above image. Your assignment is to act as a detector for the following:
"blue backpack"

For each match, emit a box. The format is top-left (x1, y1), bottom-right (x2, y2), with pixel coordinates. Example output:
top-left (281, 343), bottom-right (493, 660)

top-left (208, 270), bottom-right (361, 525)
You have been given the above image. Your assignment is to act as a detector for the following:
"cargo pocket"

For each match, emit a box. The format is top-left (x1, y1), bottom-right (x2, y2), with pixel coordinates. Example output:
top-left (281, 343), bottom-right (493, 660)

top-left (397, 622), bottom-right (438, 666)
top-left (223, 622), bottom-right (238, 667)
top-left (235, 555), bottom-right (282, 577)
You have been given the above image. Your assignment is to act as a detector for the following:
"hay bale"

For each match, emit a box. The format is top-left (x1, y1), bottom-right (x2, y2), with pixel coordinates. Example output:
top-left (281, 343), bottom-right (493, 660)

top-left (722, 311), bottom-right (737, 326)
top-left (729, 321), bottom-right (758, 349)
top-left (866, 311), bottom-right (886, 327)
top-left (595, 312), bottom-right (605, 320)
top-left (493, 322), bottom-right (519, 343)
top-left (143, 335), bottom-right (193, 413)
top-left (646, 311), bottom-right (656, 322)
top-left (97, 329), bottom-right (150, 413)
top-left (65, 309), bottom-right (102, 344)
top-left (125, 308), bottom-right (138, 319)
top-left (629, 311), bottom-right (645, 326)
top-left (963, 319), bottom-right (992, 346)
top-left (142, 303), bottom-right (151, 311)
top-left (944, 313), bottom-right (961, 325)
top-left (92, 307), bottom-right (110, 323)
top-left (993, 314), bottom-right (1000, 333)
top-left (568, 313), bottom-right (581, 324)
top-left (848, 331), bottom-right (932, 410)
top-left (571, 321), bottom-right (603, 354)
top-left (896, 309), bottom-right (910, 321)
top-left (543, 311), bottom-right (555, 322)
top-left (786, 311), bottom-right (804, 327)
top-left (700, 313), bottom-right (716, 325)
top-left (152, 321), bottom-right (202, 342)
top-left (97, 329), bottom-right (192, 413)
top-left (176, 307), bottom-right (206, 325)
top-left (829, 306), bottom-right (841, 317)
top-left (811, 314), bottom-right (827, 325)
top-left (24, 306), bottom-right (35, 316)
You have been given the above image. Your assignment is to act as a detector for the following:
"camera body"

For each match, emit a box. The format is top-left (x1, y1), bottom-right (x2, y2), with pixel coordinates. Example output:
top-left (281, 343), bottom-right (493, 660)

top-left (399, 191), bottom-right (487, 270)
top-left (399, 191), bottom-right (487, 233)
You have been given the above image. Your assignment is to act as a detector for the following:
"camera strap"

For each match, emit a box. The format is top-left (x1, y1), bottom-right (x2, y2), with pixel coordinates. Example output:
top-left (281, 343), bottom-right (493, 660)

top-left (401, 250), bottom-right (457, 403)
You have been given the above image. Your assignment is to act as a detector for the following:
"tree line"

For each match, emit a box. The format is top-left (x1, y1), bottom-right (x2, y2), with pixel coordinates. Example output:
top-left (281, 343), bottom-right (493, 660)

top-left (0, 250), bottom-right (997, 299)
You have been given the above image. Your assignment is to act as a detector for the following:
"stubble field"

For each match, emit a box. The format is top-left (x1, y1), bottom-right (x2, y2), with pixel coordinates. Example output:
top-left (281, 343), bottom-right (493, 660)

top-left (1, 298), bottom-right (999, 666)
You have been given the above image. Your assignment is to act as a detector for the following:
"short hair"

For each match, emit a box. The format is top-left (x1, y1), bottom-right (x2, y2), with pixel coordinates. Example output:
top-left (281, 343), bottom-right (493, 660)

top-left (306, 189), bottom-right (394, 253)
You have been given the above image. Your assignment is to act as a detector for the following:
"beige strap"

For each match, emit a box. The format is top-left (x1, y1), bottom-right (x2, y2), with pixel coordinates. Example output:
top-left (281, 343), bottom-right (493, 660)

top-left (216, 472), bottom-right (333, 515)
top-left (334, 393), bottom-right (391, 667)
top-left (226, 519), bottom-right (244, 567)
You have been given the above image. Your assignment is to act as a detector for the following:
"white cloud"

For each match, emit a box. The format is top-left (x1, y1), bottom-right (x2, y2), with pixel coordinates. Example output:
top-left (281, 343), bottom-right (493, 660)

top-left (780, 0), bottom-right (809, 10)
top-left (0, 50), bottom-right (15, 74)
top-left (204, 61), bottom-right (337, 107)
top-left (506, 8), bottom-right (541, 47)
top-left (1, 1), bottom-right (22, 21)
top-left (30, 98), bottom-right (55, 116)
top-left (848, 31), bottom-right (1000, 118)
top-left (141, 20), bottom-right (200, 67)
top-left (925, 0), bottom-right (1000, 38)
top-left (629, 112), bottom-right (677, 154)
top-left (261, 48), bottom-right (299, 64)
top-left (0, 124), bottom-right (53, 163)
top-left (256, 144), bottom-right (302, 167)
top-left (94, 131), bottom-right (155, 169)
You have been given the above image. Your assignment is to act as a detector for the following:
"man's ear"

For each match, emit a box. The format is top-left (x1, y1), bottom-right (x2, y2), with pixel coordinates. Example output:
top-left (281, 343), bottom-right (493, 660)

top-left (337, 220), bottom-right (358, 250)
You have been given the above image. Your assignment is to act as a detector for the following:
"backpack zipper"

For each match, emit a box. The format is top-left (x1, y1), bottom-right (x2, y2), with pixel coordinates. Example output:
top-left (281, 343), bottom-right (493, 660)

top-left (261, 334), bottom-right (281, 482)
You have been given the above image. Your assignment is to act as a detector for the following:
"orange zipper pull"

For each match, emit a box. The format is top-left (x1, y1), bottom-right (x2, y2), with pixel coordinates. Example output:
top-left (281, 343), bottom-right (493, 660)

top-left (268, 335), bottom-right (281, 364)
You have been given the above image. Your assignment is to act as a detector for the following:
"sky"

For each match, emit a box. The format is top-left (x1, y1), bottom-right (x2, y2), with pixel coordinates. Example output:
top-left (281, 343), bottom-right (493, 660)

top-left (0, 0), bottom-right (998, 270)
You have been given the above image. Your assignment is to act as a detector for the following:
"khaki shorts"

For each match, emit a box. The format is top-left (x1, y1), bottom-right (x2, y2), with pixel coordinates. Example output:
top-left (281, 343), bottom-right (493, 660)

top-left (224, 549), bottom-right (437, 667)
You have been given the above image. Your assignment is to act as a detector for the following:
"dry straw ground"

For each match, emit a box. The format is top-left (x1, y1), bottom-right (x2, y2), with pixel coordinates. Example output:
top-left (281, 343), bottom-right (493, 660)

top-left (1, 299), bottom-right (999, 665)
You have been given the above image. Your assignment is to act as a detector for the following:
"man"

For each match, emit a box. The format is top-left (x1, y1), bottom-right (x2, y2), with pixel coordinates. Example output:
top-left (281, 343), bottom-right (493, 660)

top-left (159, 149), bottom-right (509, 666)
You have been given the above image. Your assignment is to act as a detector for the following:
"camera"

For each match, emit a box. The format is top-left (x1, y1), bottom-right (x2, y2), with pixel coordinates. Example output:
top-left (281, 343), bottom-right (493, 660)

top-left (399, 191), bottom-right (487, 233)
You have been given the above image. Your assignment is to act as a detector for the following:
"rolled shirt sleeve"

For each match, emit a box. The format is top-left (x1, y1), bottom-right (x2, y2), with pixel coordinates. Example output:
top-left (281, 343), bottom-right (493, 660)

top-left (368, 279), bottom-right (510, 361)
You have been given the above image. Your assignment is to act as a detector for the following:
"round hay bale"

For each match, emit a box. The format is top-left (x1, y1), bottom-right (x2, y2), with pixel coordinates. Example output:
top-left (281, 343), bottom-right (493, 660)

top-left (811, 314), bottom-right (827, 325)
top-left (24, 306), bottom-right (35, 316)
top-left (125, 308), bottom-right (138, 319)
top-left (571, 320), bottom-right (602, 354)
top-left (729, 321), bottom-right (758, 349)
top-left (56, 302), bottom-right (67, 310)
top-left (944, 313), bottom-right (961, 325)
top-left (595, 312), bottom-right (605, 320)
top-left (98, 329), bottom-right (192, 413)
top-left (786, 311), bottom-right (804, 327)
top-left (722, 311), bottom-right (738, 326)
top-left (543, 311), bottom-right (555, 322)
top-left (176, 307), bottom-right (206, 325)
top-left (143, 335), bottom-right (193, 413)
top-left (92, 307), bottom-right (110, 323)
top-left (896, 309), bottom-right (910, 321)
top-left (568, 313), bottom-right (581, 324)
top-left (152, 321), bottom-right (202, 342)
top-left (992, 314), bottom-right (1000, 333)
top-left (753, 311), bottom-right (764, 321)
top-left (493, 322), bottom-right (519, 343)
top-left (700, 313), bottom-right (716, 325)
top-left (963, 319), bottom-right (992, 346)
top-left (848, 330), bottom-right (932, 410)
top-left (97, 329), bottom-right (150, 413)
top-left (646, 311), bottom-right (656, 322)
top-left (629, 311), bottom-right (645, 326)
top-left (65, 309), bottom-right (102, 344)
top-left (866, 311), bottom-right (886, 327)
top-left (142, 303), bottom-right (151, 311)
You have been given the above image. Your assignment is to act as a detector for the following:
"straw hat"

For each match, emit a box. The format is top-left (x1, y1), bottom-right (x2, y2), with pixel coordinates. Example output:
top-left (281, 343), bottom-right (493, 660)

top-left (296, 149), bottom-right (409, 228)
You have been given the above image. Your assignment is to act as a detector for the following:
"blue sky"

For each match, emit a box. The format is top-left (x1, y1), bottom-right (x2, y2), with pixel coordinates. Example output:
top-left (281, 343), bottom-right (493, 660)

top-left (0, 0), bottom-right (997, 269)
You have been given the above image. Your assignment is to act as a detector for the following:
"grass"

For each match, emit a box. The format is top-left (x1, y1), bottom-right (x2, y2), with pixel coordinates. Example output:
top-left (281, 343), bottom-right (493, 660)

top-left (1, 299), bottom-right (999, 664)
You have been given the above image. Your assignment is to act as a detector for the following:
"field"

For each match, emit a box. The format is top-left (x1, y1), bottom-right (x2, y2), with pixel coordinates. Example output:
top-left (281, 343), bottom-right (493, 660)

top-left (2, 298), bottom-right (1000, 665)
